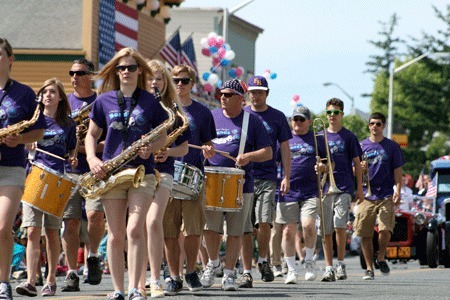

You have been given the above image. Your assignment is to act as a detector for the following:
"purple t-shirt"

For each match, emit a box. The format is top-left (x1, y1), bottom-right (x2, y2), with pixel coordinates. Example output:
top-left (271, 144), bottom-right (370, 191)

top-left (208, 109), bottom-right (272, 193)
top-left (244, 105), bottom-right (292, 181)
top-left (176, 99), bottom-right (216, 171)
top-left (280, 131), bottom-right (326, 202)
top-left (89, 89), bottom-right (168, 175)
top-left (34, 116), bottom-right (77, 173)
top-left (360, 137), bottom-right (405, 201)
top-left (67, 92), bottom-right (98, 173)
top-left (325, 127), bottom-right (362, 195)
top-left (0, 80), bottom-right (46, 167)
top-left (155, 115), bottom-right (191, 175)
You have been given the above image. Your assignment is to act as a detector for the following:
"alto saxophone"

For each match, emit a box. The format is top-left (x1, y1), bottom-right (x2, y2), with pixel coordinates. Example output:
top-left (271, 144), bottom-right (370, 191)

top-left (0, 105), bottom-right (41, 140)
top-left (155, 103), bottom-right (189, 155)
top-left (79, 88), bottom-right (175, 199)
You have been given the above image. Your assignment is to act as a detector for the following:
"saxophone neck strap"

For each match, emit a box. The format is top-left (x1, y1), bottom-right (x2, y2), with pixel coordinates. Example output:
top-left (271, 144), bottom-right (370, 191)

top-left (117, 88), bottom-right (141, 146)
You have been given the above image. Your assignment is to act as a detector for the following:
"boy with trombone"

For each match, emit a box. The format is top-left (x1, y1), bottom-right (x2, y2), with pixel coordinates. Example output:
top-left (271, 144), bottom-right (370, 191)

top-left (354, 112), bottom-right (404, 280)
top-left (320, 98), bottom-right (363, 282)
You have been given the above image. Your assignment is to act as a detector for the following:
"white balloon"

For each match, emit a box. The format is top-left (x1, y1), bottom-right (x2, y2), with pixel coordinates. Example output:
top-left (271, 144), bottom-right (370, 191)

top-left (208, 73), bottom-right (220, 85)
top-left (200, 37), bottom-right (208, 48)
top-left (159, 5), bottom-right (171, 18)
top-left (208, 32), bottom-right (218, 39)
top-left (224, 50), bottom-right (235, 60)
top-left (149, 0), bottom-right (159, 10)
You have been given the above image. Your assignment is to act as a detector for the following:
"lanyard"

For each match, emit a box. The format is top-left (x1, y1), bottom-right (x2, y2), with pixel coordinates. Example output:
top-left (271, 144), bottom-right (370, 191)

top-left (117, 88), bottom-right (140, 147)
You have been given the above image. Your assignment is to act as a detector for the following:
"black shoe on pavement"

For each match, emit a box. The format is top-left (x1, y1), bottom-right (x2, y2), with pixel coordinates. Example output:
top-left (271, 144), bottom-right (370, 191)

top-left (362, 270), bottom-right (374, 280)
top-left (377, 259), bottom-right (390, 276)
top-left (237, 273), bottom-right (253, 288)
top-left (87, 256), bottom-right (102, 285)
top-left (258, 262), bottom-right (274, 282)
top-left (185, 271), bottom-right (203, 292)
top-left (61, 272), bottom-right (80, 292)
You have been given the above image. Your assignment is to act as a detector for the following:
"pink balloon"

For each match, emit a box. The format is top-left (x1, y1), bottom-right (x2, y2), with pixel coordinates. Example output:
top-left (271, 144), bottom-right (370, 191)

top-left (217, 47), bottom-right (226, 59)
top-left (212, 57), bottom-right (221, 66)
top-left (216, 36), bottom-right (225, 48)
top-left (292, 94), bottom-right (300, 102)
top-left (204, 83), bottom-right (213, 93)
top-left (264, 69), bottom-right (271, 74)
top-left (207, 37), bottom-right (216, 47)
top-left (201, 48), bottom-right (211, 57)
top-left (235, 68), bottom-right (243, 77)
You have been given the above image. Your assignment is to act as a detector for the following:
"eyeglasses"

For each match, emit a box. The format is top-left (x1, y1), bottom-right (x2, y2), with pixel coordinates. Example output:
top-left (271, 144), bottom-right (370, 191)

top-left (173, 78), bottom-right (192, 85)
top-left (220, 92), bottom-right (237, 98)
top-left (293, 116), bottom-right (306, 122)
top-left (115, 64), bottom-right (138, 72)
top-left (326, 109), bottom-right (343, 116)
top-left (69, 70), bottom-right (89, 77)
top-left (369, 121), bottom-right (383, 127)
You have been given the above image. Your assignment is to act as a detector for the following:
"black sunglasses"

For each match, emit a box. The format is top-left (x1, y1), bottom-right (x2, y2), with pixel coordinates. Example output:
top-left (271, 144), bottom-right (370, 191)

top-left (69, 70), bottom-right (89, 77)
top-left (293, 116), bottom-right (306, 122)
top-left (369, 121), bottom-right (383, 127)
top-left (326, 109), bottom-right (343, 116)
top-left (116, 64), bottom-right (138, 72)
top-left (173, 78), bottom-right (192, 85)
top-left (220, 92), bottom-right (237, 98)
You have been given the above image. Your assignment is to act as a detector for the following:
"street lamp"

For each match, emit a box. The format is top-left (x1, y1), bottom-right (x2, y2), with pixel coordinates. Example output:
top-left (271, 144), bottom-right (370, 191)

top-left (222, 0), bottom-right (254, 80)
top-left (323, 82), bottom-right (355, 113)
top-left (387, 51), bottom-right (450, 139)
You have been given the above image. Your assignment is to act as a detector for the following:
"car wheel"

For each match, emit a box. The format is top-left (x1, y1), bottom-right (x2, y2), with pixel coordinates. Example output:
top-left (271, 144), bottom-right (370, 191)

top-left (426, 230), bottom-right (439, 268)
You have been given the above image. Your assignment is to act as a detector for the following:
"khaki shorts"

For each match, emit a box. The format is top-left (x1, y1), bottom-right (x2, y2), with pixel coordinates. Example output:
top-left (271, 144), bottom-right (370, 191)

top-left (163, 184), bottom-right (206, 238)
top-left (22, 202), bottom-right (62, 230)
top-left (204, 193), bottom-right (253, 236)
top-left (0, 166), bottom-right (26, 189)
top-left (254, 179), bottom-right (276, 226)
top-left (159, 172), bottom-right (174, 191)
top-left (320, 193), bottom-right (351, 236)
top-left (63, 189), bottom-right (104, 220)
top-left (100, 174), bottom-right (157, 200)
top-left (354, 198), bottom-right (395, 237)
top-left (276, 197), bottom-right (318, 225)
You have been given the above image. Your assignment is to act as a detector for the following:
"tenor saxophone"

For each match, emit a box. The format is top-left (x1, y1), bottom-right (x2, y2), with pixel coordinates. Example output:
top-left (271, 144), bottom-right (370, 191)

top-left (79, 88), bottom-right (175, 199)
top-left (0, 105), bottom-right (41, 140)
top-left (155, 103), bottom-right (189, 155)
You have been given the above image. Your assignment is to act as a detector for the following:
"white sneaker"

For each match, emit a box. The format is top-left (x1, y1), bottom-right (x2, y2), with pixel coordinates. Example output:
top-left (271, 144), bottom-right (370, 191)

top-left (200, 262), bottom-right (221, 288)
top-left (284, 271), bottom-right (298, 284)
top-left (304, 261), bottom-right (317, 281)
top-left (272, 265), bottom-right (283, 277)
top-left (221, 273), bottom-right (238, 291)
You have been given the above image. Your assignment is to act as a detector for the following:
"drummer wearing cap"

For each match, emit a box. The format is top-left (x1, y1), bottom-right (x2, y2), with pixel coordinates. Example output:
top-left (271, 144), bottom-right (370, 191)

top-left (200, 79), bottom-right (272, 291)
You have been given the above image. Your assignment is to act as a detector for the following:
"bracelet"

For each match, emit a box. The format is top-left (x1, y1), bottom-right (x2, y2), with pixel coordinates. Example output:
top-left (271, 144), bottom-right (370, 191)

top-left (87, 156), bottom-right (95, 162)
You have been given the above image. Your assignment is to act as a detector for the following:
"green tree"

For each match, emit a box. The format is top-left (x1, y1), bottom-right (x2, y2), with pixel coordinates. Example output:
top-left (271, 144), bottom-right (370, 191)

top-left (425, 132), bottom-right (450, 162)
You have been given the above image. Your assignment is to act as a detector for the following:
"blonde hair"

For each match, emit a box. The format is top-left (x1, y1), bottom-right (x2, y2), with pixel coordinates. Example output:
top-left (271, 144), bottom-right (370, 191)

top-left (96, 47), bottom-right (152, 95)
top-left (37, 78), bottom-right (72, 126)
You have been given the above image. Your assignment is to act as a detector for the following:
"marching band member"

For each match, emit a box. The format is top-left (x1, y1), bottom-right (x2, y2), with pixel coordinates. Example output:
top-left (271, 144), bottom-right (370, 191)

top-left (163, 64), bottom-right (216, 295)
top-left (84, 47), bottom-right (167, 300)
top-left (16, 78), bottom-right (77, 297)
top-left (0, 38), bottom-right (45, 300)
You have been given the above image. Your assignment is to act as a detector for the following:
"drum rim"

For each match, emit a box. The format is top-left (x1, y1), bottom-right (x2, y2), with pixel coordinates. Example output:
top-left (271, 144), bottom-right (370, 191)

top-left (204, 166), bottom-right (245, 174)
top-left (30, 161), bottom-right (77, 184)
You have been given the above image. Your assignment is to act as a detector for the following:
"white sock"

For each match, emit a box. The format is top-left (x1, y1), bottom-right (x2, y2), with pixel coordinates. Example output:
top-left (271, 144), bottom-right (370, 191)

top-left (305, 247), bottom-right (315, 262)
top-left (285, 256), bottom-right (296, 272)
top-left (88, 251), bottom-right (98, 258)
top-left (243, 270), bottom-right (251, 275)
top-left (223, 268), bottom-right (234, 276)
top-left (208, 258), bottom-right (220, 268)
top-left (257, 257), bottom-right (267, 264)
top-left (338, 260), bottom-right (345, 265)
top-left (326, 266), bottom-right (333, 272)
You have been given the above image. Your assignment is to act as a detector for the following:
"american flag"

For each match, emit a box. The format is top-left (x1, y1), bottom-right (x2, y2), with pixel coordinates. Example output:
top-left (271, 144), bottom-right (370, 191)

top-left (181, 36), bottom-right (198, 73)
top-left (160, 30), bottom-right (181, 68)
top-left (426, 175), bottom-right (438, 198)
top-left (98, 0), bottom-right (139, 68)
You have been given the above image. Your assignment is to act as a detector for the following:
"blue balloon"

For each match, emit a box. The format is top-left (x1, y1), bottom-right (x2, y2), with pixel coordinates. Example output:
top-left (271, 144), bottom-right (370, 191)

top-left (228, 69), bottom-right (236, 78)
top-left (270, 73), bottom-right (277, 80)
top-left (209, 46), bottom-right (218, 54)
top-left (220, 59), bottom-right (230, 66)
top-left (216, 80), bottom-right (222, 87)
top-left (202, 72), bottom-right (210, 81)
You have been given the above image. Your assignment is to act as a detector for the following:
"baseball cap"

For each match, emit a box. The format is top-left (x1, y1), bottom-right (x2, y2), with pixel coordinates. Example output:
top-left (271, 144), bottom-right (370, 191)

top-left (247, 75), bottom-right (269, 91)
top-left (220, 79), bottom-right (248, 95)
top-left (292, 106), bottom-right (311, 120)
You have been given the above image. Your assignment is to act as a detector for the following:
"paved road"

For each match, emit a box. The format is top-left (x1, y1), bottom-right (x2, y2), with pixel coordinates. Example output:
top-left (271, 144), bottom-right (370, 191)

top-left (11, 256), bottom-right (449, 299)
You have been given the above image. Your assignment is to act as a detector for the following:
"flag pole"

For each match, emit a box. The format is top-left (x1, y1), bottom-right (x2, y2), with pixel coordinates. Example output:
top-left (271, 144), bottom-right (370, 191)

top-left (181, 32), bottom-right (195, 45)
top-left (151, 26), bottom-right (182, 58)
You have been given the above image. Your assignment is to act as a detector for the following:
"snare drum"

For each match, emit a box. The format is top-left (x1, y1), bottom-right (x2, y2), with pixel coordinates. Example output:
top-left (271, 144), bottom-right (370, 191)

top-left (22, 162), bottom-right (77, 218)
top-left (172, 161), bottom-right (204, 200)
top-left (204, 166), bottom-right (245, 212)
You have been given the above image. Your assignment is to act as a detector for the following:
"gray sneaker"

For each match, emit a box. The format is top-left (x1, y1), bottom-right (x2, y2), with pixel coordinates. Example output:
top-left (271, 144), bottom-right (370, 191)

top-left (362, 270), bottom-right (374, 280)
top-left (335, 263), bottom-right (347, 280)
top-left (16, 282), bottom-right (38, 297)
top-left (272, 265), bottom-right (283, 277)
top-left (221, 273), bottom-right (238, 291)
top-left (321, 269), bottom-right (336, 282)
top-left (200, 262), bottom-right (221, 288)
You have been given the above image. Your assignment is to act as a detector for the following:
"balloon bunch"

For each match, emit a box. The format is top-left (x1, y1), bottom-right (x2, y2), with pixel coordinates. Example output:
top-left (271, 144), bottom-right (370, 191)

top-left (291, 94), bottom-right (302, 107)
top-left (228, 66), bottom-right (245, 78)
top-left (201, 73), bottom-right (221, 93)
top-left (262, 69), bottom-right (278, 80)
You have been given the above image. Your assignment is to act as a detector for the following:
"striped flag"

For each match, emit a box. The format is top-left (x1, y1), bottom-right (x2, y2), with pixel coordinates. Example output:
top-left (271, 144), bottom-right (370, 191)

top-left (160, 30), bottom-right (181, 68)
top-left (98, 0), bottom-right (139, 68)
top-left (181, 36), bottom-right (198, 73)
top-left (426, 175), bottom-right (437, 198)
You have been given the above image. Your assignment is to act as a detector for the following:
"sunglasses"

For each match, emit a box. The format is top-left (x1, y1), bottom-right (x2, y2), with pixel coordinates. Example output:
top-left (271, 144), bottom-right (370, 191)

top-left (220, 92), bottom-right (237, 98)
top-left (326, 109), bottom-right (343, 116)
top-left (69, 70), bottom-right (89, 77)
top-left (369, 121), bottom-right (383, 127)
top-left (115, 64), bottom-right (138, 72)
top-left (173, 78), bottom-right (192, 85)
top-left (293, 116), bottom-right (306, 122)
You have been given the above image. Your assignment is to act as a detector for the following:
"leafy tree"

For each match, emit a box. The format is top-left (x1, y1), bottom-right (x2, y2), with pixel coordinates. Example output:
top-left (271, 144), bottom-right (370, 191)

top-left (425, 132), bottom-right (450, 162)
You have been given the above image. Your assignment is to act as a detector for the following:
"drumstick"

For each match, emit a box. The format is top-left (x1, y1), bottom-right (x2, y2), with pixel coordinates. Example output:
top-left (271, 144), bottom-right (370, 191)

top-left (35, 147), bottom-right (66, 161)
top-left (188, 144), bottom-right (237, 162)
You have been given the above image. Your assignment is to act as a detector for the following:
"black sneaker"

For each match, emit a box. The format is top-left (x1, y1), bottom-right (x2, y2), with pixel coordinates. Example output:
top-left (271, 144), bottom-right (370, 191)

top-left (377, 260), bottom-right (390, 276)
top-left (0, 282), bottom-right (13, 300)
top-left (237, 273), bottom-right (253, 288)
top-left (36, 277), bottom-right (44, 286)
top-left (258, 262), bottom-right (274, 282)
top-left (164, 277), bottom-right (183, 296)
top-left (87, 256), bottom-right (102, 285)
top-left (61, 271), bottom-right (80, 292)
top-left (362, 270), bottom-right (374, 280)
top-left (106, 291), bottom-right (126, 300)
top-left (16, 281), bottom-right (38, 297)
top-left (185, 271), bottom-right (203, 292)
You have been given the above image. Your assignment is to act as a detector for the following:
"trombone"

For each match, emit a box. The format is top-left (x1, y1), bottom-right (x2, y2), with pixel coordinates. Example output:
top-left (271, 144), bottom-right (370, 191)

top-left (362, 153), bottom-right (372, 198)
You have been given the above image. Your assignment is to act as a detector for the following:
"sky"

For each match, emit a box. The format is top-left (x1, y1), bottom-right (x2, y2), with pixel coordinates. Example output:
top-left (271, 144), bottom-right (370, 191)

top-left (180, 0), bottom-right (448, 117)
